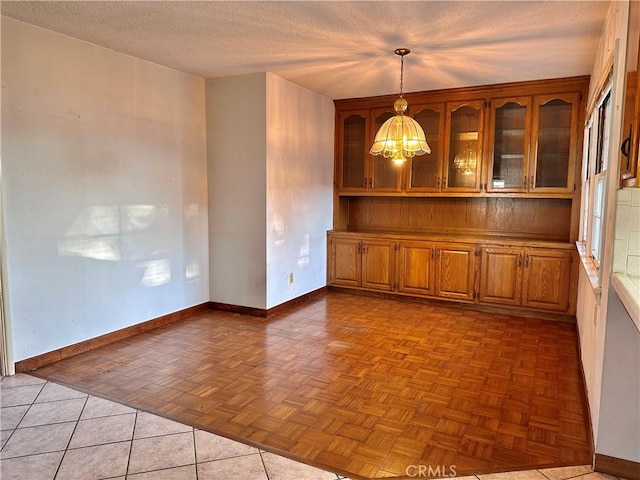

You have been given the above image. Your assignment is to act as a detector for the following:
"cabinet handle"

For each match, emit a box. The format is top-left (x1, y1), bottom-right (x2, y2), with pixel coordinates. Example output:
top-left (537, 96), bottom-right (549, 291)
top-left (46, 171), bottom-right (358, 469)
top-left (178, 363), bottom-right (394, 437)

top-left (436, 177), bottom-right (440, 189)
top-left (530, 177), bottom-right (534, 189)
top-left (357, 243), bottom-right (361, 254)
top-left (368, 178), bottom-right (373, 189)
top-left (442, 176), bottom-right (447, 188)
top-left (523, 177), bottom-right (527, 189)
top-left (436, 249), bottom-right (440, 259)
top-left (518, 254), bottom-right (522, 267)
top-left (525, 254), bottom-right (530, 267)
top-left (431, 249), bottom-right (434, 259)
top-left (362, 243), bottom-right (367, 254)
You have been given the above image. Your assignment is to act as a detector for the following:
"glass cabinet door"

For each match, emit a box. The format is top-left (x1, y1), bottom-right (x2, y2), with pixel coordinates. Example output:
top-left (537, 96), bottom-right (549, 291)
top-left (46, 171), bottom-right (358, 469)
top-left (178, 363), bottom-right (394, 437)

top-left (339, 111), bottom-right (368, 190)
top-left (531, 94), bottom-right (579, 193)
top-left (487, 97), bottom-right (531, 192)
top-left (408, 104), bottom-right (444, 191)
top-left (370, 109), bottom-right (402, 191)
top-left (445, 101), bottom-right (484, 191)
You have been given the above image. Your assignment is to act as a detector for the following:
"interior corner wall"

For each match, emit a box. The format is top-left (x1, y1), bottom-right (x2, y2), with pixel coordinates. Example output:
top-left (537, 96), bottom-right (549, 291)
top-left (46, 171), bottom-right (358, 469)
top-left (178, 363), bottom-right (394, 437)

top-left (265, 73), bottom-right (334, 309)
top-left (206, 74), bottom-right (267, 309)
top-left (577, 0), bottom-right (631, 442)
top-left (1, 17), bottom-right (209, 362)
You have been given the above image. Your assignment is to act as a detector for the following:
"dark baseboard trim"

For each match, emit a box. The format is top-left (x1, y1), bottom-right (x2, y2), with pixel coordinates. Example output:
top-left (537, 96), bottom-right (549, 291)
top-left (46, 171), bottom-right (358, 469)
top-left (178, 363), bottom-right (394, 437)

top-left (209, 287), bottom-right (327, 319)
top-left (595, 453), bottom-right (640, 480)
top-left (266, 287), bottom-right (327, 317)
top-left (15, 303), bottom-right (210, 373)
top-left (208, 302), bottom-right (268, 318)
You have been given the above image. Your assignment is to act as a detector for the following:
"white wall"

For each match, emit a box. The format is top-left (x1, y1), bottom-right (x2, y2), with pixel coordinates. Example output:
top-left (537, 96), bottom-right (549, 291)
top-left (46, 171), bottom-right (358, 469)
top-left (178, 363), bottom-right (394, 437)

top-left (265, 73), bottom-right (334, 309)
top-left (206, 73), bottom-right (333, 310)
top-left (1, 18), bottom-right (209, 362)
top-left (206, 73), bottom-right (267, 309)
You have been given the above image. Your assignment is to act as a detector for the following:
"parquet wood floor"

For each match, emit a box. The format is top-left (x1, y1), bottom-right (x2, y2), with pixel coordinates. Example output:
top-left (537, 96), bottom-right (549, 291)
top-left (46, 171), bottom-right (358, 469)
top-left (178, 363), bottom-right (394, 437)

top-left (33, 292), bottom-right (592, 480)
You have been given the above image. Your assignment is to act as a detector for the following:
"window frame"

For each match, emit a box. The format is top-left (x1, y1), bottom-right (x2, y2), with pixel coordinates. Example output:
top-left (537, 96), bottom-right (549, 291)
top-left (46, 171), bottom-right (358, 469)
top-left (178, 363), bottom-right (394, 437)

top-left (579, 83), bottom-right (612, 272)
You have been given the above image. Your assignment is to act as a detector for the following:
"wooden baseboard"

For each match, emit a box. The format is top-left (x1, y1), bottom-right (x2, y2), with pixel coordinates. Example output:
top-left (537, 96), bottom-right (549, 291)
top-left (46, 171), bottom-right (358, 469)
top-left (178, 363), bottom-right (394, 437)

top-left (595, 453), bottom-right (640, 480)
top-left (15, 303), bottom-right (210, 372)
top-left (209, 287), bottom-right (327, 318)
top-left (265, 287), bottom-right (327, 317)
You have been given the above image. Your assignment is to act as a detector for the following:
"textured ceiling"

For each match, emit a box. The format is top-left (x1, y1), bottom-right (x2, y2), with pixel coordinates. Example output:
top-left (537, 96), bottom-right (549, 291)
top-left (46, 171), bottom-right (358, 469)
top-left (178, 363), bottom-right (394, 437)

top-left (1, 1), bottom-right (610, 99)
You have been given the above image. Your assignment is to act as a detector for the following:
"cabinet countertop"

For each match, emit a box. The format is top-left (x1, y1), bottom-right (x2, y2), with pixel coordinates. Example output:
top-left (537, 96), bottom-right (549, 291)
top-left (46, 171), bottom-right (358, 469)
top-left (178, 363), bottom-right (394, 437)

top-left (611, 273), bottom-right (640, 333)
top-left (328, 230), bottom-right (575, 249)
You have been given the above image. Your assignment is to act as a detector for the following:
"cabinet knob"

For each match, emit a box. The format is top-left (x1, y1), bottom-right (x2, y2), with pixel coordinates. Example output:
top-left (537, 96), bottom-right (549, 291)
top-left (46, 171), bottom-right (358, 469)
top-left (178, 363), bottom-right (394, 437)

top-left (530, 177), bottom-right (534, 189)
top-left (525, 254), bottom-right (530, 267)
top-left (518, 254), bottom-right (522, 267)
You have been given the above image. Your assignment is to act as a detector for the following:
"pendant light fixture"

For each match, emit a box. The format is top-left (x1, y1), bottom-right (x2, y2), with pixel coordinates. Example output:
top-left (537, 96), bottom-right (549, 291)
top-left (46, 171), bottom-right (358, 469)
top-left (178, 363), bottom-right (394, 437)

top-left (370, 48), bottom-right (431, 166)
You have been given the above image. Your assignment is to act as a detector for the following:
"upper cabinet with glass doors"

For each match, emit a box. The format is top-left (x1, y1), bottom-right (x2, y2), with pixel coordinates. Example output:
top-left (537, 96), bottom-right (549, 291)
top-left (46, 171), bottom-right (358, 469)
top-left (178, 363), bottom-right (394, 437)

top-left (335, 78), bottom-right (585, 197)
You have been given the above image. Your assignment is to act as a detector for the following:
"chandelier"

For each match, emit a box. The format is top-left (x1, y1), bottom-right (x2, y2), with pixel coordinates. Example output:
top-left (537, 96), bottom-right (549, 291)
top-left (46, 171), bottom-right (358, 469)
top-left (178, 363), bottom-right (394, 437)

top-left (369, 48), bottom-right (431, 166)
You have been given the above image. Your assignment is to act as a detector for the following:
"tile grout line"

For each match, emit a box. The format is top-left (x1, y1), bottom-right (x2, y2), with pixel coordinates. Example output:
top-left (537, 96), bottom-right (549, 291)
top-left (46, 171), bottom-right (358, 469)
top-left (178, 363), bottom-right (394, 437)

top-left (53, 381), bottom-right (90, 479)
top-left (125, 409), bottom-right (138, 478)
top-left (192, 426), bottom-right (199, 480)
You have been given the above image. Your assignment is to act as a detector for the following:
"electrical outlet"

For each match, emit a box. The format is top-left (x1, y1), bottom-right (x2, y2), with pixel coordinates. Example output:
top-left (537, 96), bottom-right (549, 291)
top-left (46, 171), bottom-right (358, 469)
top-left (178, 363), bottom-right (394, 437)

top-left (288, 272), bottom-right (294, 285)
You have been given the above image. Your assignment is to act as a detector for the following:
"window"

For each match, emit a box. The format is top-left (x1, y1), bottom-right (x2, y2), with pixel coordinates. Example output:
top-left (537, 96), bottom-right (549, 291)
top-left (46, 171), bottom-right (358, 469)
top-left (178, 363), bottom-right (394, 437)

top-left (579, 84), bottom-right (612, 270)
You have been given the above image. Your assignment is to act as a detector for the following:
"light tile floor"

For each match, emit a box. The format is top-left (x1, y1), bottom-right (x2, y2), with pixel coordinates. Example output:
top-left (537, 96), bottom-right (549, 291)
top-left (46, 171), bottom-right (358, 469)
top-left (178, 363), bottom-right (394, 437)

top-left (0, 374), bottom-right (631, 480)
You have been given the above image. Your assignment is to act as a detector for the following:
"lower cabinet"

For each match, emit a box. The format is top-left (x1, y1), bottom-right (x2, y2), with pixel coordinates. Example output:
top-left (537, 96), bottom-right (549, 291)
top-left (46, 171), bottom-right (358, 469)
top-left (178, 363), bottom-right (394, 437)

top-left (328, 232), bottom-right (575, 315)
top-left (478, 245), bottom-right (572, 312)
top-left (328, 234), bottom-right (476, 302)
top-left (328, 236), bottom-right (395, 292)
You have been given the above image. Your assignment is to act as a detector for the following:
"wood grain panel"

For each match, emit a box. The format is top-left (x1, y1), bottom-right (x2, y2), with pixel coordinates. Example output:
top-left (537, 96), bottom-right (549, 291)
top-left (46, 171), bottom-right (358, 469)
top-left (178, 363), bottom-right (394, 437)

top-left (348, 197), bottom-right (572, 240)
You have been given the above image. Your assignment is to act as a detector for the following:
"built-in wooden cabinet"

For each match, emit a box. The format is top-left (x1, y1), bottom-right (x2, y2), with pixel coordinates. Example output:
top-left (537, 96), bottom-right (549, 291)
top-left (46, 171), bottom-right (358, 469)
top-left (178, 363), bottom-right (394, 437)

top-left (330, 77), bottom-right (586, 318)
top-left (329, 232), bottom-right (576, 315)
top-left (335, 78), bottom-right (585, 198)
top-left (478, 245), bottom-right (573, 311)
top-left (328, 235), bottom-right (395, 292)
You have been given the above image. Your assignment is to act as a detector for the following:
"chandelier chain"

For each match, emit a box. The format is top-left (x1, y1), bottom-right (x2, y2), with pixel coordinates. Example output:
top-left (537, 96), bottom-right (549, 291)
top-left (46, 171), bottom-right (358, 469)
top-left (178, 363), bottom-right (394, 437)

top-left (399, 55), bottom-right (404, 98)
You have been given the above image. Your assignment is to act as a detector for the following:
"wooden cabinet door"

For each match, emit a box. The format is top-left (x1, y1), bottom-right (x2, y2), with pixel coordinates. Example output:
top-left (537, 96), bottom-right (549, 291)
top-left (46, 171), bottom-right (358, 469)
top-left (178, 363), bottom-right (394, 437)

top-left (478, 246), bottom-right (523, 306)
top-left (530, 94), bottom-right (580, 194)
top-left (370, 108), bottom-right (403, 192)
top-left (397, 241), bottom-right (435, 296)
top-left (407, 104), bottom-right (445, 192)
top-left (361, 239), bottom-right (396, 291)
top-left (328, 237), bottom-right (361, 287)
top-left (338, 110), bottom-right (369, 191)
top-left (485, 97), bottom-right (532, 192)
top-left (521, 248), bottom-right (571, 311)
top-left (435, 243), bottom-right (476, 301)
top-left (443, 100), bottom-right (484, 192)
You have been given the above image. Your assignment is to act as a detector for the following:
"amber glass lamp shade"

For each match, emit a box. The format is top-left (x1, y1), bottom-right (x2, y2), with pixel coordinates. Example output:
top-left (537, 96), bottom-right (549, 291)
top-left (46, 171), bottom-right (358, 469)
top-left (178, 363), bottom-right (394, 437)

top-left (370, 98), bottom-right (431, 166)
